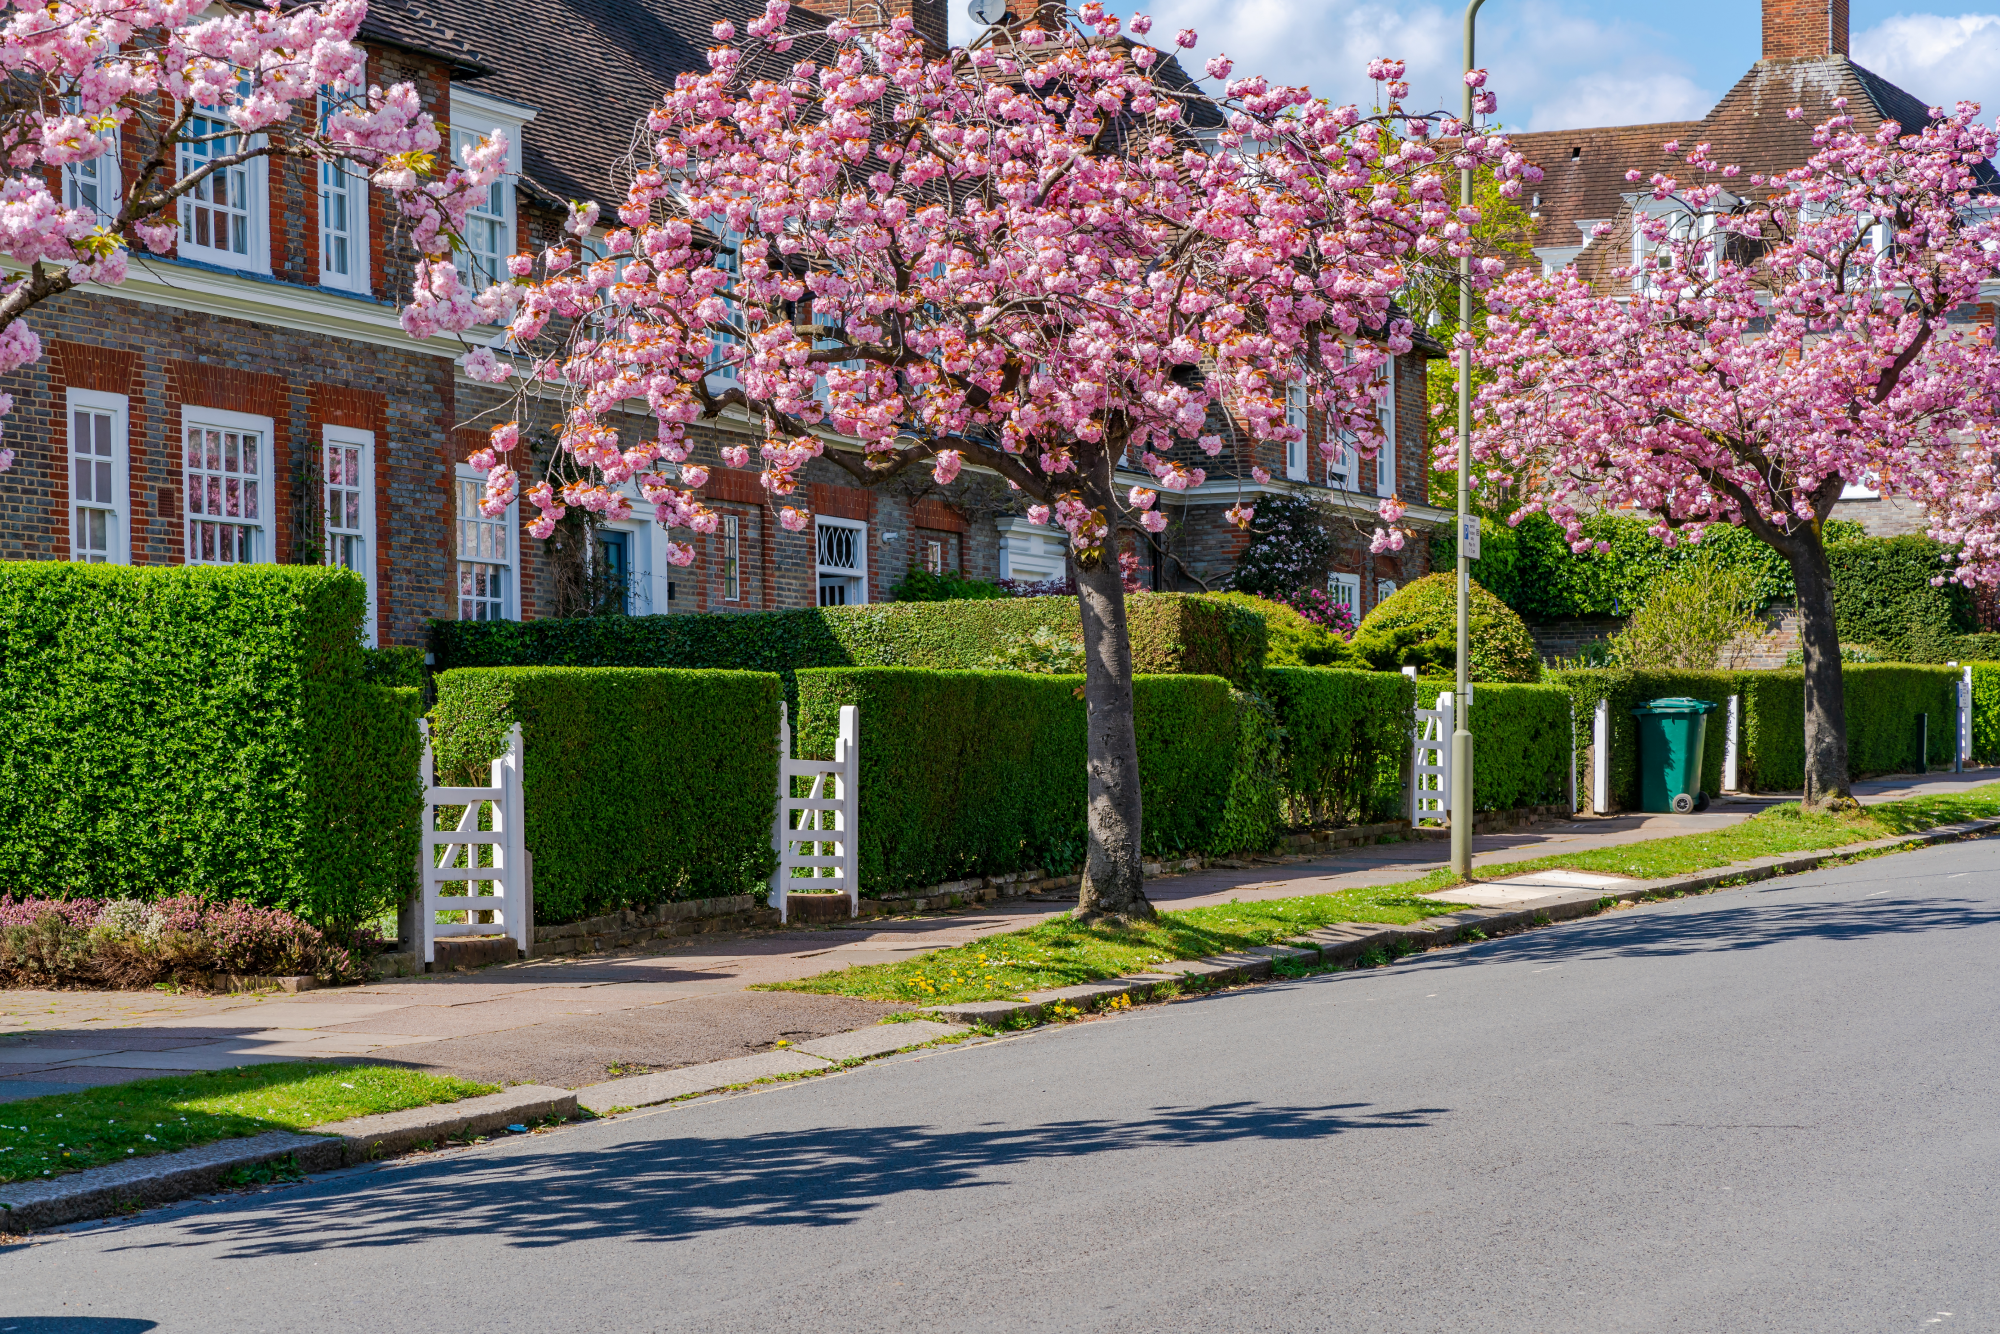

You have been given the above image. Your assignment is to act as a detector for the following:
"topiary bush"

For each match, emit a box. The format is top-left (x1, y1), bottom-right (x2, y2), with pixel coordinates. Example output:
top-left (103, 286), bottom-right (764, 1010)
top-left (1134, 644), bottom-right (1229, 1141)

top-left (1358, 573), bottom-right (1541, 682)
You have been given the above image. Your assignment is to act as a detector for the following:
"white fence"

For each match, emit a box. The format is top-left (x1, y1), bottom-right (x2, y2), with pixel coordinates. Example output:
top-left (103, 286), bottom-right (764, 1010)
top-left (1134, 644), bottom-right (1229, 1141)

top-left (1410, 691), bottom-right (1453, 825)
top-left (770, 702), bottom-right (859, 924)
top-left (413, 719), bottom-right (533, 964)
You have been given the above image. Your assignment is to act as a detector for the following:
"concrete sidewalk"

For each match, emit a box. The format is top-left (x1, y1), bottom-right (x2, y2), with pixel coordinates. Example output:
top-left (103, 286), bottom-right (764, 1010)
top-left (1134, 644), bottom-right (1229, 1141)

top-left (2, 769), bottom-right (1988, 1100)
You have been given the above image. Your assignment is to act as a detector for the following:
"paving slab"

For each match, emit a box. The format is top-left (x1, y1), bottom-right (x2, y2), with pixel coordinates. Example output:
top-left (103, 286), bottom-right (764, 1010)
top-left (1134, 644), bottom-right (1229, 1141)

top-left (575, 1049), bottom-right (831, 1113)
top-left (0, 1080), bottom-right (90, 1102)
top-left (56, 1050), bottom-right (301, 1071)
top-left (795, 1020), bottom-right (965, 1060)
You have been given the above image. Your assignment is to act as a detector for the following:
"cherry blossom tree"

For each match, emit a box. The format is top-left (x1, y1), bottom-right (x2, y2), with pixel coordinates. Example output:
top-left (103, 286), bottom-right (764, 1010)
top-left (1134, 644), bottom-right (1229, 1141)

top-left (1466, 102), bottom-right (2000, 810)
top-left (434, 3), bottom-right (1529, 923)
top-left (0, 0), bottom-right (488, 474)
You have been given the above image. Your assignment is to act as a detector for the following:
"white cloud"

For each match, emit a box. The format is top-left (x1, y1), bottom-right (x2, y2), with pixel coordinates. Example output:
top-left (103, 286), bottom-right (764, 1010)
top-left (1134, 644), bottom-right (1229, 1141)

top-left (948, 0), bottom-right (1714, 132)
top-left (1852, 12), bottom-right (2000, 118)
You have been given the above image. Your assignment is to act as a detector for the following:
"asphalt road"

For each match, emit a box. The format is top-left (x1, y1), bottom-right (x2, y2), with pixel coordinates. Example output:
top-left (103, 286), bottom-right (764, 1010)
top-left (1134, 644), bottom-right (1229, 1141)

top-left (8, 838), bottom-right (2000, 1333)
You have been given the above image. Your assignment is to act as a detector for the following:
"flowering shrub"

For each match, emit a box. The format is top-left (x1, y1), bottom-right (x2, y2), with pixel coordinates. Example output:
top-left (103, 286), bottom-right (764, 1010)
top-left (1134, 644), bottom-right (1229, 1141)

top-left (1280, 588), bottom-right (1358, 637)
top-left (1228, 495), bottom-right (1335, 599)
top-left (0, 896), bottom-right (371, 990)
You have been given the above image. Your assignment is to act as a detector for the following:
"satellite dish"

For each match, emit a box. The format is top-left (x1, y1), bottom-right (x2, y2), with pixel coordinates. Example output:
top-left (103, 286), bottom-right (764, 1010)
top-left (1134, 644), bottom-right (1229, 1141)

top-left (968, 0), bottom-right (1009, 26)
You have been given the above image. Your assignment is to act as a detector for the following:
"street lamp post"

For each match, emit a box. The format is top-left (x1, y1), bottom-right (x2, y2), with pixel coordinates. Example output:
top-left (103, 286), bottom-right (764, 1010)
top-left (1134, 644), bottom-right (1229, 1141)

top-left (1450, 0), bottom-right (1486, 880)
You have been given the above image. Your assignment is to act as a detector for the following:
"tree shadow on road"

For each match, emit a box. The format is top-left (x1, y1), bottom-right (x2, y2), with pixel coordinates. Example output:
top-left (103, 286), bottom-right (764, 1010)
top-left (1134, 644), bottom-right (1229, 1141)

top-left (1402, 885), bottom-right (2000, 970)
top-left (116, 1098), bottom-right (1446, 1257)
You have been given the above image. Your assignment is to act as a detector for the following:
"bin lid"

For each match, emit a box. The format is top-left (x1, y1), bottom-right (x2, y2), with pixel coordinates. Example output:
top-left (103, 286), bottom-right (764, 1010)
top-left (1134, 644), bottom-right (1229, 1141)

top-left (1630, 696), bottom-right (1718, 715)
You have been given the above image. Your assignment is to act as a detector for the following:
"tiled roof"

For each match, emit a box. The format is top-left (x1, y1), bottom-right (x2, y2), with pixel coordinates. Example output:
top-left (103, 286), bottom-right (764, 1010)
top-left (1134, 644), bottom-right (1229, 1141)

top-left (361, 0), bottom-right (800, 210)
top-left (1507, 57), bottom-right (1962, 267)
top-left (360, 0), bottom-right (1221, 217)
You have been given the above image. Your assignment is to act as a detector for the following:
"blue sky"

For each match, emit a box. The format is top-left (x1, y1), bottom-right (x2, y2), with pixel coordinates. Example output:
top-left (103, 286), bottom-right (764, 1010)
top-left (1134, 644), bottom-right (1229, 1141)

top-left (947, 2), bottom-right (2000, 133)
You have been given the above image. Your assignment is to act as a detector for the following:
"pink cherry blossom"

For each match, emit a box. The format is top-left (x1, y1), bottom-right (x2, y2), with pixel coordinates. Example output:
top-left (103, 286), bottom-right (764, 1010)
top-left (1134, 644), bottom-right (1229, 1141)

top-left (1470, 103), bottom-right (2000, 808)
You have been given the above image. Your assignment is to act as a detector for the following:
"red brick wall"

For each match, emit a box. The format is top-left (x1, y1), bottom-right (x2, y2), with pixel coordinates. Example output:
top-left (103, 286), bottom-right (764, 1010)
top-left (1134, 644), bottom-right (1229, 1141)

top-left (1764, 0), bottom-right (1847, 61)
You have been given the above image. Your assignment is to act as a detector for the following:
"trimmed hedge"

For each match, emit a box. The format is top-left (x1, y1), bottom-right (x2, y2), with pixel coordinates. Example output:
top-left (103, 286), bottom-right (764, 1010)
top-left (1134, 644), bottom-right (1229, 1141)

top-left (362, 644), bottom-right (426, 689)
top-left (1968, 663), bottom-right (2000, 765)
top-left (791, 668), bottom-right (1242, 894)
top-left (1559, 665), bottom-right (1962, 801)
top-left (0, 563), bottom-right (420, 927)
top-left (432, 593), bottom-right (1268, 692)
top-left (1263, 668), bottom-right (1412, 825)
top-left (428, 667), bottom-right (781, 924)
top-left (1469, 682), bottom-right (1574, 811)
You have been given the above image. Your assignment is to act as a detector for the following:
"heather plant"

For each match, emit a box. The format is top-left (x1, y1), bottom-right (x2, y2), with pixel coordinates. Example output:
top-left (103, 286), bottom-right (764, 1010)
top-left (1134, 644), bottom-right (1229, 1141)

top-left (0, 895), bottom-right (370, 990)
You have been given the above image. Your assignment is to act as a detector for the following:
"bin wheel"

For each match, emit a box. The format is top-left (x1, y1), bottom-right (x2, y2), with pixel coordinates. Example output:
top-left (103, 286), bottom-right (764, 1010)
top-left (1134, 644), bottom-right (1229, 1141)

top-left (1694, 791), bottom-right (1711, 813)
top-left (1671, 792), bottom-right (1696, 814)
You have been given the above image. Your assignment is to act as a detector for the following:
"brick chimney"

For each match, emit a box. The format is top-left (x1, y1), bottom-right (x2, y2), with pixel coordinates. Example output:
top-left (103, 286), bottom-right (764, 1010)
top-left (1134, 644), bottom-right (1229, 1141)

top-left (821, 0), bottom-right (949, 56)
top-left (1764, 0), bottom-right (1848, 62)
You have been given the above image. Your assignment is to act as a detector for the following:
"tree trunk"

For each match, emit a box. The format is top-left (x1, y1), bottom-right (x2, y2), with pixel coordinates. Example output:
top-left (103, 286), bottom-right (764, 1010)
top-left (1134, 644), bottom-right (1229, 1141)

top-left (1788, 531), bottom-right (1858, 812)
top-left (1073, 523), bottom-right (1153, 925)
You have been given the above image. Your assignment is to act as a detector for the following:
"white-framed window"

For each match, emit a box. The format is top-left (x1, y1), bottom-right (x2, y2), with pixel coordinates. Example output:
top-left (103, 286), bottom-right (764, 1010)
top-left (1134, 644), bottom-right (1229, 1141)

top-left (177, 109), bottom-right (267, 272)
top-left (456, 466), bottom-right (515, 620)
top-left (1284, 379), bottom-right (1308, 481)
top-left (999, 517), bottom-right (1065, 583)
top-left (183, 407), bottom-right (273, 565)
top-left (816, 516), bottom-right (868, 606)
top-left (60, 101), bottom-right (118, 225)
top-left (318, 96), bottom-right (369, 294)
top-left (1328, 571), bottom-right (1361, 618)
top-left (706, 225), bottom-right (745, 390)
top-left (322, 425), bottom-right (377, 645)
top-left (724, 513), bottom-right (741, 601)
top-left (448, 87), bottom-right (533, 294)
top-left (1375, 578), bottom-right (1398, 607)
top-left (69, 388), bottom-right (128, 564)
top-left (924, 538), bottom-right (944, 574)
top-left (1374, 358), bottom-right (1398, 498)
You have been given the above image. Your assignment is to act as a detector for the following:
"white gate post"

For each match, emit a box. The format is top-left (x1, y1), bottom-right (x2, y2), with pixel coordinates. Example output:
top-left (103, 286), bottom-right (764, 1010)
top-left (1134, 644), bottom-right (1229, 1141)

top-left (1409, 691), bottom-right (1453, 826)
top-left (1567, 702), bottom-right (1578, 814)
top-left (769, 703), bottom-right (793, 925)
top-left (837, 704), bottom-right (860, 917)
top-left (1591, 696), bottom-right (1611, 815)
top-left (1723, 694), bottom-right (1741, 792)
top-left (1957, 663), bottom-right (1971, 773)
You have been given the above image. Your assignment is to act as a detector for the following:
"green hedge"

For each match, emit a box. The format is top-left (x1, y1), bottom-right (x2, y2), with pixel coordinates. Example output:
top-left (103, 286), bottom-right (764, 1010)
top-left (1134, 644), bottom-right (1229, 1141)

top-left (791, 668), bottom-right (1241, 894)
top-left (428, 667), bottom-right (781, 924)
top-left (1826, 537), bottom-right (1977, 662)
top-left (1551, 669), bottom-right (1736, 809)
top-left (362, 644), bottom-right (426, 689)
top-left (432, 593), bottom-right (1268, 694)
top-left (1263, 668), bottom-right (1412, 825)
top-left (1559, 665), bottom-right (1962, 800)
top-left (0, 563), bottom-right (419, 927)
top-left (1968, 663), bottom-right (2000, 765)
top-left (1469, 682), bottom-right (1574, 811)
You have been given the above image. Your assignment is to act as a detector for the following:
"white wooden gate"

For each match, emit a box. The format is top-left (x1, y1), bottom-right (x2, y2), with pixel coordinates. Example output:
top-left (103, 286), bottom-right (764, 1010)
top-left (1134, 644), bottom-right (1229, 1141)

top-left (770, 702), bottom-right (859, 924)
top-left (415, 719), bottom-right (533, 963)
top-left (1410, 691), bottom-right (1453, 826)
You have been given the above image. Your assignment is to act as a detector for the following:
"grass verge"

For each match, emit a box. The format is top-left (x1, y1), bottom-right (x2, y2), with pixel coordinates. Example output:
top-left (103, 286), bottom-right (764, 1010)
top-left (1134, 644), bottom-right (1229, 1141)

top-left (764, 784), bottom-right (2000, 1008)
top-left (0, 1063), bottom-right (494, 1184)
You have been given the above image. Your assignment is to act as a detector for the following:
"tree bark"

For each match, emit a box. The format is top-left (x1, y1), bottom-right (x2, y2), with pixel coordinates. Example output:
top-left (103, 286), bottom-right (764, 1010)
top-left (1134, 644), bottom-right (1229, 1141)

top-left (1072, 427), bottom-right (1153, 927)
top-left (1788, 531), bottom-right (1858, 812)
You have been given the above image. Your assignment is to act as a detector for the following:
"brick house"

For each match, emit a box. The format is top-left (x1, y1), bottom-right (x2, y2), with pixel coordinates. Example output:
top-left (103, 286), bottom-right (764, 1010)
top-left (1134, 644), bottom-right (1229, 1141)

top-left (1505, 0), bottom-right (1997, 538)
top-left (0, 0), bottom-right (1442, 642)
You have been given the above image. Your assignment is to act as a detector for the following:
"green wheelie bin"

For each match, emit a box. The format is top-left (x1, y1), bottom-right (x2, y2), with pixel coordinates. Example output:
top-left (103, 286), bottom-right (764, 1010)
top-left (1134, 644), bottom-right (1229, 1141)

top-left (1630, 697), bottom-right (1717, 813)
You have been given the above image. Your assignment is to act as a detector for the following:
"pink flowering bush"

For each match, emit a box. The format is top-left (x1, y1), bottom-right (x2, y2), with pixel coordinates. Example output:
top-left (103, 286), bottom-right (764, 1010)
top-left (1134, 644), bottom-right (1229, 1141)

top-left (0, 895), bottom-right (370, 990)
top-left (1279, 588), bottom-right (1358, 637)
